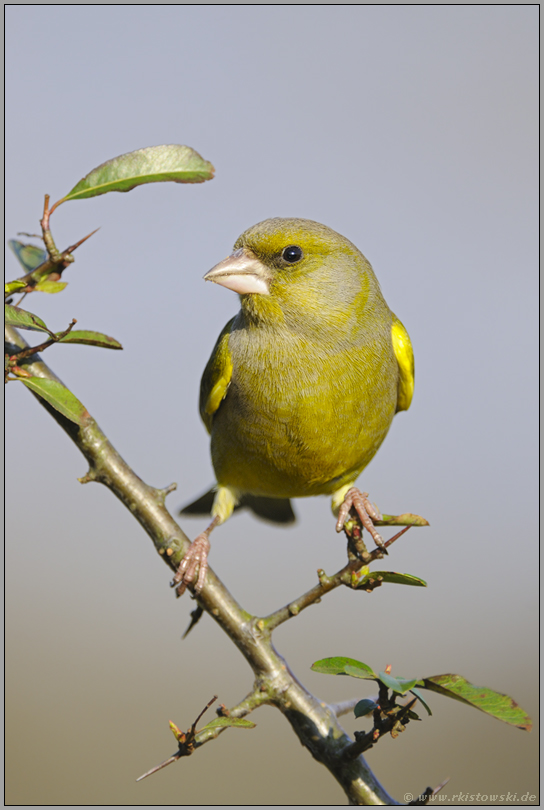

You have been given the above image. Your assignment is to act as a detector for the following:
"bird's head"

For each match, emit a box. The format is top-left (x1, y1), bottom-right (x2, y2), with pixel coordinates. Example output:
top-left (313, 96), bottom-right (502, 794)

top-left (204, 218), bottom-right (386, 338)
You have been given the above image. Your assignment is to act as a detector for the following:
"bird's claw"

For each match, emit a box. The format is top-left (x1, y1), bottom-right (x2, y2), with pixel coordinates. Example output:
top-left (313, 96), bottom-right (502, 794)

top-left (336, 487), bottom-right (385, 549)
top-left (172, 533), bottom-right (211, 595)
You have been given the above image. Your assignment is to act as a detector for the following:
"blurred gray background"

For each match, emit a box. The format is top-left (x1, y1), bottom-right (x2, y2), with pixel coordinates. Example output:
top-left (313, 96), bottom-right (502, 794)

top-left (5, 6), bottom-right (538, 806)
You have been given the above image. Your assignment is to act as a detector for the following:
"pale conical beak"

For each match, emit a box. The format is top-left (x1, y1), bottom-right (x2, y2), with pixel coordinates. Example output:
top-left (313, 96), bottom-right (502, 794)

top-left (203, 248), bottom-right (270, 295)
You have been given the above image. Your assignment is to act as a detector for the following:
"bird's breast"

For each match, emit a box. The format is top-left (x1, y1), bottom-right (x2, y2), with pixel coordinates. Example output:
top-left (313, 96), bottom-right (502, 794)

top-left (210, 325), bottom-right (398, 499)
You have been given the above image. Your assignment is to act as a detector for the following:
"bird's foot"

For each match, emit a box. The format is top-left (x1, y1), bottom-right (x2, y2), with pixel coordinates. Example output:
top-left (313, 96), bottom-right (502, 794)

top-left (336, 487), bottom-right (385, 550)
top-left (172, 533), bottom-right (211, 596)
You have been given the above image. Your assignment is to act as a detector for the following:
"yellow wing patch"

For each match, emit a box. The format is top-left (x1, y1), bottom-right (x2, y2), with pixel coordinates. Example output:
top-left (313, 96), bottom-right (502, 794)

top-left (199, 318), bottom-right (235, 432)
top-left (205, 354), bottom-right (233, 416)
top-left (391, 316), bottom-right (414, 413)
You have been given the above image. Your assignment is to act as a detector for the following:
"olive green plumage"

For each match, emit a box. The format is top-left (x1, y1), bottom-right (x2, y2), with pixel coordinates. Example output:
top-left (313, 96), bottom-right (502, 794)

top-left (183, 218), bottom-right (414, 524)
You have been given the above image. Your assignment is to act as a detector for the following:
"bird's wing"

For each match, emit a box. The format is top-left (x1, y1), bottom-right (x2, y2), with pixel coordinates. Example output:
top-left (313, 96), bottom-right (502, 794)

top-left (199, 317), bottom-right (235, 433)
top-left (391, 315), bottom-right (414, 412)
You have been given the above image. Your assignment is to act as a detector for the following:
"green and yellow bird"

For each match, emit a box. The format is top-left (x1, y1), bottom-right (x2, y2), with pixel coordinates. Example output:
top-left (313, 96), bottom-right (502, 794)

top-left (174, 218), bottom-right (414, 593)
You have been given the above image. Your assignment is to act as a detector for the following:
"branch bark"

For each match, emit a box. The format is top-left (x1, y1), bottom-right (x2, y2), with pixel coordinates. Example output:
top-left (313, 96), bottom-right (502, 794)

top-left (5, 323), bottom-right (401, 806)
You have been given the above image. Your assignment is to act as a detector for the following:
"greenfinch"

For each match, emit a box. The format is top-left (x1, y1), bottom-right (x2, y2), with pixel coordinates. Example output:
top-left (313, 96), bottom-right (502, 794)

top-left (174, 218), bottom-right (414, 593)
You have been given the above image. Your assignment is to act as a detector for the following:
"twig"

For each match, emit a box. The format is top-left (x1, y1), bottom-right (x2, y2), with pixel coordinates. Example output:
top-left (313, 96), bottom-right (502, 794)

top-left (63, 228), bottom-right (100, 255)
top-left (40, 195), bottom-right (62, 262)
top-left (264, 525), bottom-right (415, 632)
top-left (368, 525), bottom-right (413, 561)
top-left (10, 319), bottom-right (77, 363)
top-left (136, 689), bottom-right (268, 782)
top-left (407, 778), bottom-right (450, 805)
top-left (10, 196), bottom-right (98, 291)
top-left (134, 753), bottom-right (180, 782)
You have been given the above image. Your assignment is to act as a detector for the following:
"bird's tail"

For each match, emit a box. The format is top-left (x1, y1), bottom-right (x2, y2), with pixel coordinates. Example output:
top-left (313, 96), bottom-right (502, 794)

top-left (179, 487), bottom-right (296, 525)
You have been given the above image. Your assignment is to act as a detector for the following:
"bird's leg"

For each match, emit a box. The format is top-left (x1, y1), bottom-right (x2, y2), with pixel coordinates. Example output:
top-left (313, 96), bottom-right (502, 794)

top-left (336, 488), bottom-right (385, 551)
top-left (172, 516), bottom-right (219, 596)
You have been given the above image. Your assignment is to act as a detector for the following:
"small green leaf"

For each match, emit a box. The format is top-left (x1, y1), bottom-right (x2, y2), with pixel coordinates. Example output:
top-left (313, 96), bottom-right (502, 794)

top-left (410, 688), bottom-right (432, 716)
top-left (421, 674), bottom-right (532, 731)
top-left (377, 513), bottom-right (429, 527)
top-left (5, 304), bottom-right (50, 333)
top-left (378, 672), bottom-right (423, 694)
top-left (57, 330), bottom-right (123, 349)
top-left (5, 279), bottom-right (28, 296)
top-left (354, 699), bottom-right (379, 718)
top-left (34, 280), bottom-right (68, 294)
top-left (201, 717), bottom-right (256, 730)
top-left (8, 240), bottom-right (47, 272)
top-left (359, 571), bottom-right (427, 588)
top-left (344, 663), bottom-right (380, 680)
top-left (169, 720), bottom-right (185, 743)
top-left (311, 657), bottom-right (377, 678)
top-left (21, 377), bottom-right (88, 425)
top-left (61, 144), bottom-right (215, 202)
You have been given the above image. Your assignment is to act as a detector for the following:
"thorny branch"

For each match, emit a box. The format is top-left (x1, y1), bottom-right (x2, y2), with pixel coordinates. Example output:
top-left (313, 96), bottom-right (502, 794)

top-left (5, 323), bottom-right (431, 805)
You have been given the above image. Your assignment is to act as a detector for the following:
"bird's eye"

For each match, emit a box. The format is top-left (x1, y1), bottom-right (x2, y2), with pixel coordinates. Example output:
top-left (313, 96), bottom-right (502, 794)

top-left (282, 245), bottom-right (303, 263)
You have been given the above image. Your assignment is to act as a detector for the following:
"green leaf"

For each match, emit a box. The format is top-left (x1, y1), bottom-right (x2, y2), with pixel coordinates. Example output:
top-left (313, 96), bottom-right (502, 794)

top-left (21, 377), bottom-right (88, 425)
top-left (359, 571), bottom-right (427, 588)
top-left (378, 672), bottom-right (423, 694)
top-left (354, 699), bottom-right (379, 718)
top-left (5, 279), bottom-right (28, 296)
top-left (57, 330), bottom-right (123, 349)
top-left (344, 663), bottom-right (380, 680)
top-left (377, 513), bottom-right (429, 527)
top-left (34, 280), bottom-right (68, 294)
top-left (410, 688), bottom-right (432, 716)
top-left (311, 657), bottom-right (377, 678)
top-left (200, 717), bottom-right (256, 730)
top-left (61, 144), bottom-right (215, 202)
top-left (421, 674), bottom-right (532, 731)
top-left (8, 239), bottom-right (47, 272)
top-left (5, 304), bottom-right (50, 333)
